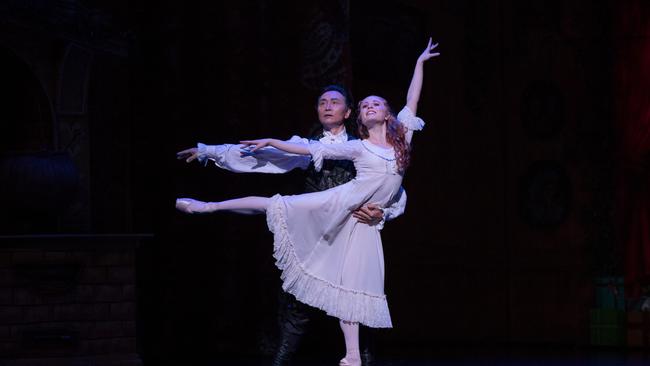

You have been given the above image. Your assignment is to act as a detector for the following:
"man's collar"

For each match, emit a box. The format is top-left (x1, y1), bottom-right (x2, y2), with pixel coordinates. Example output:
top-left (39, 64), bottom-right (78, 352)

top-left (322, 127), bottom-right (347, 139)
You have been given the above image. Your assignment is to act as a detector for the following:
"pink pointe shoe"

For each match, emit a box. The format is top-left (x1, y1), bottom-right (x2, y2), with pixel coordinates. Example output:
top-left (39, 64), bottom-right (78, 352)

top-left (176, 198), bottom-right (211, 214)
top-left (339, 357), bottom-right (360, 366)
top-left (176, 198), bottom-right (195, 213)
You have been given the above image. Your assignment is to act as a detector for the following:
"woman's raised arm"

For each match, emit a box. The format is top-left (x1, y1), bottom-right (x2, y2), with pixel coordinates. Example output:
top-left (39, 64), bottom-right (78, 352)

top-left (406, 37), bottom-right (440, 114)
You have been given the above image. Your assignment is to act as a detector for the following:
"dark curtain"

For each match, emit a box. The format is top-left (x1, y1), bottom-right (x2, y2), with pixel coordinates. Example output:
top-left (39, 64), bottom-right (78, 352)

top-left (616, 1), bottom-right (650, 299)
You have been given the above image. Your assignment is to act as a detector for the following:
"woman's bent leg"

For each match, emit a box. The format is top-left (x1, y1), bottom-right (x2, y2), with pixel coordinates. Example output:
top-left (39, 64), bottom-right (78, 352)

top-left (176, 196), bottom-right (271, 215)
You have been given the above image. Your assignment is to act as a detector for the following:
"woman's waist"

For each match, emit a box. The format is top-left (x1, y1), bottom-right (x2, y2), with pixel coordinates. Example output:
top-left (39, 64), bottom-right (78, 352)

top-left (354, 171), bottom-right (403, 179)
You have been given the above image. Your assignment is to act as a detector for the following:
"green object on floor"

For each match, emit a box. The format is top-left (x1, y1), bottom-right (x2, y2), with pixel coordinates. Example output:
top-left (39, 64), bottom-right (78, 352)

top-left (590, 308), bottom-right (626, 346)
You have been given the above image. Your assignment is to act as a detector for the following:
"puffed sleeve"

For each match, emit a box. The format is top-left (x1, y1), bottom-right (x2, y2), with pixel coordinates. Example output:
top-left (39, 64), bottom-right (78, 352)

top-left (197, 135), bottom-right (312, 173)
top-left (396, 106), bottom-right (425, 144)
top-left (307, 140), bottom-right (362, 172)
top-left (382, 186), bottom-right (407, 222)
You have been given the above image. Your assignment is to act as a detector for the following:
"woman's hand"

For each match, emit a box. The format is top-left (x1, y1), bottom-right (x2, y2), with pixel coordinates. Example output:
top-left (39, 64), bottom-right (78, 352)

top-left (417, 37), bottom-right (440, 63)
top-left (240, 138), bottom-right (274, 153)
top-left (407, 37), bottom-right (440, 115)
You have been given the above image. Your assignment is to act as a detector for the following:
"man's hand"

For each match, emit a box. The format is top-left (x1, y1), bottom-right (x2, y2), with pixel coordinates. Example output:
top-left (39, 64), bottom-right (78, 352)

top-left (353, 203), bottom-right (384, 226)
top-left (177, 147), bottom-right (199, 163)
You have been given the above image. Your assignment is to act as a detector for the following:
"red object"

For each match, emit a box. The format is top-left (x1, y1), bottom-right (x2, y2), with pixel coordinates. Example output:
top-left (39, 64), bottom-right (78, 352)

top-left (616, 1), bottom-right (650, 299)
top-left (627, 311), bottom-right (650, 348)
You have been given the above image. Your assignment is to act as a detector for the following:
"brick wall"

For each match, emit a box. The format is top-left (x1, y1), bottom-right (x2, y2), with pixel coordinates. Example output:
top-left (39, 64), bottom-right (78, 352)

top-left (0, 235), bottom-right (142, 364)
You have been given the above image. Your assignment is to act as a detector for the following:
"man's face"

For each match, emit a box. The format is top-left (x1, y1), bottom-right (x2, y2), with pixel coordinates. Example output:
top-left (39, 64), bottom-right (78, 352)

top-left (317, 91), bottom-right (351, 128)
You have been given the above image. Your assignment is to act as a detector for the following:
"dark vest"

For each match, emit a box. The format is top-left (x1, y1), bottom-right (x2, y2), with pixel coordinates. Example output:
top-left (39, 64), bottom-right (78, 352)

top-left (303, 132), bottom-right (357, 193)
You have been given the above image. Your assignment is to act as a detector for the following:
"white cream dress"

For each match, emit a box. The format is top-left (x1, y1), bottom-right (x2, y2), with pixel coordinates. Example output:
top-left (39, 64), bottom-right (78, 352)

top-left (266, 106), bottom-right (424, 328)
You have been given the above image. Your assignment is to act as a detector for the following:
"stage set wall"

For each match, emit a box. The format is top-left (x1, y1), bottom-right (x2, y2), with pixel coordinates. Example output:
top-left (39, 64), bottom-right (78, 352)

top-left (1, 0), bottom-right (641, 363)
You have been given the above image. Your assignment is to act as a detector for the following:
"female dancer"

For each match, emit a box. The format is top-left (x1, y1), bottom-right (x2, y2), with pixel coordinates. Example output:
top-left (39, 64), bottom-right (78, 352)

top-left (177, 38), bottom-right (439, 366)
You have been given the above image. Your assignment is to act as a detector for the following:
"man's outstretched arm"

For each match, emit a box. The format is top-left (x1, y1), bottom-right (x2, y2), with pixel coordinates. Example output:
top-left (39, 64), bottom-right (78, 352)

top-left (176, 136), bottom-right (311, 174)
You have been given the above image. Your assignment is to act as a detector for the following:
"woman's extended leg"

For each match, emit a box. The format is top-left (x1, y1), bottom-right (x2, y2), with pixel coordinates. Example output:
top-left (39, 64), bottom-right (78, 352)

top-left (176, 196), bottom-right (270, 215)
top-left (339, 320), bottom-right (361, 366)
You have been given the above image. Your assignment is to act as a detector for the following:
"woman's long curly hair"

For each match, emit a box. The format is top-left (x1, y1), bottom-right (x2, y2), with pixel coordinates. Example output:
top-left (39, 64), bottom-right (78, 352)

top-left (356, 97), bottom-right (411, 174)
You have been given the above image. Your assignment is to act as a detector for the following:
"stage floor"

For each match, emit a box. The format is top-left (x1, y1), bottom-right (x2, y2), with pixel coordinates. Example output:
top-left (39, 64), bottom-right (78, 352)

top-left (173, 347), bottom-right (650, 366)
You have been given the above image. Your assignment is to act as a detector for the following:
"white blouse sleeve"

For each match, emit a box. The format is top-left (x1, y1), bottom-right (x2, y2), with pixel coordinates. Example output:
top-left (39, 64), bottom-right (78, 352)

top-left (384, 187), bottom-right (407, 220)
top-left (307, 140), bottom-right (362, 172)
top-left (197, 135), bottom-right (311, 173)
top-left (396, 106), bottom-right (425, 144)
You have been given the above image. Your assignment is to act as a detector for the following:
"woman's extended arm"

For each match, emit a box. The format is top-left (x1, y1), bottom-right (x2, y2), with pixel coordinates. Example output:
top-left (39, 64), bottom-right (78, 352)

top-left (406, 37), bottom-right (440, 115)
top-left (241, 138), bottom-right (362, 172)
top-left (240, 138), bottom-right (310, 155)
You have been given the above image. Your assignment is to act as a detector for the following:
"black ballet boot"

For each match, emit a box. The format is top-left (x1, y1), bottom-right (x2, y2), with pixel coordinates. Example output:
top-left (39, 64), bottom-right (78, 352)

top-left (272, 291), bottom-right (312, 366)
top-left (359, 325), bottom-right (375, 366)
top-left (272, 333), bottom-right (301, 366)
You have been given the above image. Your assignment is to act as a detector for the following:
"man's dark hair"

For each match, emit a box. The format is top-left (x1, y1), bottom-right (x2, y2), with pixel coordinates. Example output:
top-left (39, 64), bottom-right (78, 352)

top-left (316, 84), bottom-right (354, 111)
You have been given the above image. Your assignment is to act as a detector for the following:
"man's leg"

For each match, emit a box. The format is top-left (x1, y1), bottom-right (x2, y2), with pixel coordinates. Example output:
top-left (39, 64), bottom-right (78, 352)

top-left (273, 290), bottom-right (312, 366)
top-left (359, 325), bottom-right (376, 366)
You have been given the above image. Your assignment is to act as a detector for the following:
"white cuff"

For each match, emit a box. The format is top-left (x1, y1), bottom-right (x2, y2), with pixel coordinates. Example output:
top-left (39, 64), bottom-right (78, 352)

top-left (197, 142), bottom-right (209, 165)
top-left (376, 217), bottom-right (386, 230)
top-left (197, 142), bottom-right (228, 166)
top-left (397, 106), bottom-right (425, 131)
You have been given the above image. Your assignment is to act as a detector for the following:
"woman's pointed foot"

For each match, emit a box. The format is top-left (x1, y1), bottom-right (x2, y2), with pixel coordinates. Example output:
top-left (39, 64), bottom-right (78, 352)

top-left (176, 198), bottom-right (207, 213)
top-left (339, 356), bottom-right (361, 366)
top-left (176, 198), bottom-right (192, 213)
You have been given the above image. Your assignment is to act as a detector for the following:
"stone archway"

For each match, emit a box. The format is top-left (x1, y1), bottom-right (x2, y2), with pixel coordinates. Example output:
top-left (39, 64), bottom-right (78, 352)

top-left (0, 46), bottom-right (79, 234)
top-left (0, 46), bottom-right (56, 154)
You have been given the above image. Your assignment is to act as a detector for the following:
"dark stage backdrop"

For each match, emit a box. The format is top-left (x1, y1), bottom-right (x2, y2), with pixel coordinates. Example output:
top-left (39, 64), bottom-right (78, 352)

top-left (134, 0), bottom-right (618, 361)
top-left (2, 0), bottom-right (644, 363)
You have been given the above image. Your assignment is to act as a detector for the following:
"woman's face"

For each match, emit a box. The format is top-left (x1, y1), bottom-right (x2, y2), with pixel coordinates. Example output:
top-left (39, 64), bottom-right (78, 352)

top-left (358, 96), bottom-right (388, 126)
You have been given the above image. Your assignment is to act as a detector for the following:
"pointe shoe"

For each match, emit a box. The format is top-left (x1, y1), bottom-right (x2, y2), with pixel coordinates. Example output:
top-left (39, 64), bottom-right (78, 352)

top-left (339, 357), bottom-right (360, 366)
top-left (176, 198), bottom-right (205, 213)
top-left (175, 198), bottom-right (193, 213)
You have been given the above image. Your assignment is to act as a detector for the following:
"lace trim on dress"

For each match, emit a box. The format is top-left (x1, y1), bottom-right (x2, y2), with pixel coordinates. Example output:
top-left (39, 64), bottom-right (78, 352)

top-left (266, 194), bottom-right (393, 328)
top-left (360, 141), bottom-right (396, 161)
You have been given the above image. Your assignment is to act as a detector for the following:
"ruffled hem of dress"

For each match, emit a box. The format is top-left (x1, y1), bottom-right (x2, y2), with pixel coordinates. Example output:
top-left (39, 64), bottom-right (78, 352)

top-left (266, 194), bottom-right (393, 328)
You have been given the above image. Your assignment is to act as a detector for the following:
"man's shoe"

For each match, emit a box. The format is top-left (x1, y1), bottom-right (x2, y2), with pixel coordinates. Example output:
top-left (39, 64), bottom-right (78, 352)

top-left (360, 347), bottom-right (373, 366)
top-left (272, 336), bottom-right (297, 366)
